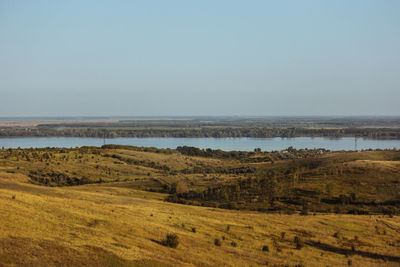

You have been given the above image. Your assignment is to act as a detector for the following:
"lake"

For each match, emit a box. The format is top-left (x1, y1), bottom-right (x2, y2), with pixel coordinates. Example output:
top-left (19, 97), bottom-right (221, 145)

top-left (0, 137), bottom-right (399, 151)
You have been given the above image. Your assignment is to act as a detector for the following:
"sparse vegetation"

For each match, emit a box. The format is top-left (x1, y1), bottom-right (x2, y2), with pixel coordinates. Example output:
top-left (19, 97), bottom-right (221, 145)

top-left (281, 232), bottom-right (286, 240)
top-left (333, 232), bottom-right (343, 239)
top-left (262, 245), bottom-right (269, 252)
top-left (294, 236), bottom-right (304, 250)
top-left (214, 238), bottom-right (221, 246)
top-left (161, 233), bottom-right (179, 248)
top-left (0, 145), bottom-right (399, 266)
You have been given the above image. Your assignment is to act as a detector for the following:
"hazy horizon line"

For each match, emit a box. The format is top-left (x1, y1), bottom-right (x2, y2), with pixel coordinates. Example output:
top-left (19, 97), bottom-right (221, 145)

top-left (1, 115), bottom-right (400, 120)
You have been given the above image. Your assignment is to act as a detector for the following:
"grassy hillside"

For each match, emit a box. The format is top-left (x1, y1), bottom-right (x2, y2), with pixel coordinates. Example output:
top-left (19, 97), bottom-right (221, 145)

top-left (0, 146), bottom-right (400, 266)
top-left (169, 149), bottom-right (400, 215)
top-left (2, 146), bottom-right (398, 214)
top-left (1, 176), bottom-right (400, 266)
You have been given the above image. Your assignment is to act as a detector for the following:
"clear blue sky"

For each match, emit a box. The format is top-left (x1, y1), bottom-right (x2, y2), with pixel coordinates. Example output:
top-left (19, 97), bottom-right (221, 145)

top-left (1, 0), bottom-right (399, 116)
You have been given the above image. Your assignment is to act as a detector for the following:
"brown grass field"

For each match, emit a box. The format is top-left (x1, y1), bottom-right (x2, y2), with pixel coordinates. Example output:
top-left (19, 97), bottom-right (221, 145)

top-left (0, 147), bottom-right (399, 266)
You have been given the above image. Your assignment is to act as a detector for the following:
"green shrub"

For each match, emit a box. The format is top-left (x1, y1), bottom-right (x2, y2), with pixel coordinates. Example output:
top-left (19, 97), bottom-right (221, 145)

top-left (333, 232), bottom-right (343, 239)
top-left (281, 232), bottom-right (286, 240)
top-left (214, 238), bottom-right (221, 246)
top-left (262, 245), bottom-right (269, 252)
top-left (294, 236), bottom-right (304, 250)
top-left (162, 233), bottom-right (179, 248)
top-left (300, 205), bottom-right (309, 216)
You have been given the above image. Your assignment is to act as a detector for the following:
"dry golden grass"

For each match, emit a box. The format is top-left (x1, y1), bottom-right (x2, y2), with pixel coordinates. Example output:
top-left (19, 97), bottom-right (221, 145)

top-left (346, 160), bottom-right (400, 172)
top-left (0, 148), bottom-right (400, 266)
top-left (112, 148), bottom-right (240, 172)
top-left (0, 171), bottom-right (399, 266)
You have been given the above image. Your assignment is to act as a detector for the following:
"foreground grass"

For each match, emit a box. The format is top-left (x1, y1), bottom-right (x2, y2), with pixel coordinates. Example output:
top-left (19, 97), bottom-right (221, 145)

top-left (0, 174), bottom-right (399, 266)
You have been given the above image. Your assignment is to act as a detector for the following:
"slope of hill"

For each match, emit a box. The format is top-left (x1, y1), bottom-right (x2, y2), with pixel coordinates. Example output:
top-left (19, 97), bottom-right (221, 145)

top-left (0, 146), bottom-right (399, 266)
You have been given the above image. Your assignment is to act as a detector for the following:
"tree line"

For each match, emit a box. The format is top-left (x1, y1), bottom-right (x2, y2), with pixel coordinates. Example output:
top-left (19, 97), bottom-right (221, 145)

top-left (1, 126), bottom-right (400, 139)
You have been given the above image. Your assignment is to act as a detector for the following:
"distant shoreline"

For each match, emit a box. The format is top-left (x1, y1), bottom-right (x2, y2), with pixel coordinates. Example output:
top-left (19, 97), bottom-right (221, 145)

top-left (1, 117), bottom-right (400, 140)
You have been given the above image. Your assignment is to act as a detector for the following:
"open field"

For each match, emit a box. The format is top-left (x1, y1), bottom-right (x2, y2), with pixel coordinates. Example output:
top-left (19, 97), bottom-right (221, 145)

top-left (0, 146), bottom-right (399, 266)
top-left (1, 175), bottom-right (400, 266)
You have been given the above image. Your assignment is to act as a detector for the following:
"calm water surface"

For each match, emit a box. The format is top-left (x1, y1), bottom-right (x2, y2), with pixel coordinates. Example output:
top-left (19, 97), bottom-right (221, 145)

top-left (0, 137), bottom-right (399, 151)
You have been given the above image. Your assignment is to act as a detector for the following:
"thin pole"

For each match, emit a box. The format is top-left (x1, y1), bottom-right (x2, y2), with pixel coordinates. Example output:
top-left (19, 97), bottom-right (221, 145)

top-left (354, 135), bottom-right (357, 151)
